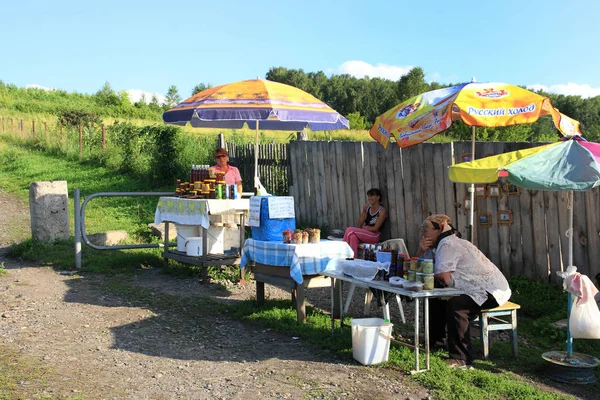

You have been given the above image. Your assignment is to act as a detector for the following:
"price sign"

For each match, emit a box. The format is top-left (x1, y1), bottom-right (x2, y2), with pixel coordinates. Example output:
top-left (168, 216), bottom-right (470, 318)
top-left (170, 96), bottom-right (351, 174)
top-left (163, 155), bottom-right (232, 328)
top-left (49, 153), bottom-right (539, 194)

top-left (267, 196), bottom-right (295, 219)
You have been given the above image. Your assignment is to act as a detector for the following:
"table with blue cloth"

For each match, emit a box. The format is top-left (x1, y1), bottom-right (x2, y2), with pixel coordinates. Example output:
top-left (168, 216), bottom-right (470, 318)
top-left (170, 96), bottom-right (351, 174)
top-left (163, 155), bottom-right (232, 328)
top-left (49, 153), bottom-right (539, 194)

top-left (240, 238), bottom-right (353, 322)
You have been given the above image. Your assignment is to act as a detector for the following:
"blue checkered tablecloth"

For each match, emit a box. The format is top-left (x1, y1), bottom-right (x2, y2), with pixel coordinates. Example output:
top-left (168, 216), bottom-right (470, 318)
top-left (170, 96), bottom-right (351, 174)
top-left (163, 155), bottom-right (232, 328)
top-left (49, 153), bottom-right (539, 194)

top-left (240, 238), bottom-right (353, 284)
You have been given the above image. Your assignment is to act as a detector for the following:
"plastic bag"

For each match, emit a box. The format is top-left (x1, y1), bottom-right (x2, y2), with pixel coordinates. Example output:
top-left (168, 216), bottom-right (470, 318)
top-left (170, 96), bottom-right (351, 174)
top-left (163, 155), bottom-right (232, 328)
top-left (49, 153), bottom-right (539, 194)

top-left (557, 266), bottom-right (600, 339)
top-left (569, 297), bottom-right (600, 339)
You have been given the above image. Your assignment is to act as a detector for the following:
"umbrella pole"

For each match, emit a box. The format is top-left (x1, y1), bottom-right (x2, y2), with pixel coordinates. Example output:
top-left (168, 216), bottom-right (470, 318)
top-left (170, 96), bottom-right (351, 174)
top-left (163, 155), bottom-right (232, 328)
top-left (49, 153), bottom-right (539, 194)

top-left (470, 126), bottom-right (476, 244)
top-left (254, 120), bottom-right (259, 189)
top-left (567, 190), bottom-right (574, 357)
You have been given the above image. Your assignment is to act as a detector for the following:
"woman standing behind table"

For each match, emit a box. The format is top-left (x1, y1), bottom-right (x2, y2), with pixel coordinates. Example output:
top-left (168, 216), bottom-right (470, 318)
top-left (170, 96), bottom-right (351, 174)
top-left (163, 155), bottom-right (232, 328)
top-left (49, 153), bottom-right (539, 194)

top-left (417, 214), bottom-right (511, 368)
top-left (212, 147), bottom-right (242, 196)
top-left (343, 188), bottom-right (387, 257)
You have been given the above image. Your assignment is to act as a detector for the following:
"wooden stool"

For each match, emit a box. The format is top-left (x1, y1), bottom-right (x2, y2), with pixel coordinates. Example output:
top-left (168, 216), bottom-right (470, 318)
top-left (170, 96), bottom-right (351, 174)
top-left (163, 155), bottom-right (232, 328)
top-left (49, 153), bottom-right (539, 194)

top-left (473, 301), bottom-right (520, 360)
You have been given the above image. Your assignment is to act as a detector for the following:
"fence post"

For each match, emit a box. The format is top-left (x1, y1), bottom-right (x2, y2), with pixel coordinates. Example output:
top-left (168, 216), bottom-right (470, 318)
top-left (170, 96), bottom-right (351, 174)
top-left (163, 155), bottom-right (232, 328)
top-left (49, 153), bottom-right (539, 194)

top-left (32, 119), bottom-right (35, 136)
top-left (20, 119), bottom-right (23, 139)
top-left (101, 124), bottom-right (106, 153)
top-left (218, 133), bottom-right (225, 149)
top-left (10, 118), bottom-right (13, 132)
top-left (79, 124), bottom-right (83, 161)
top-left (74, 189), bottom-right (81, 269)
top-left (43, 121), bottom-right (47, 133)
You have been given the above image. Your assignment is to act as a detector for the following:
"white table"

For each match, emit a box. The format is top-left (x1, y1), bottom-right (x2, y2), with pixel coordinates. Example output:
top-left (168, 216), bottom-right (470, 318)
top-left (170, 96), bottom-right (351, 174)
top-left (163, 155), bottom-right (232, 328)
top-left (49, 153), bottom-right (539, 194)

top-left (321, 269), bottom-right (465, 374)
top-left (154, 197), bottom-right (250, 280)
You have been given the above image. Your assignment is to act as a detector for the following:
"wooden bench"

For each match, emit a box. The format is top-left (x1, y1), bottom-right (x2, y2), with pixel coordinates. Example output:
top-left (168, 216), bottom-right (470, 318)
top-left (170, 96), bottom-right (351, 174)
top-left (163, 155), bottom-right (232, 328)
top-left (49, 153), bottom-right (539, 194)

top-left (472, 301), bottom-right (520, 360)
top-left (253, 263), bottom-right (332, 323)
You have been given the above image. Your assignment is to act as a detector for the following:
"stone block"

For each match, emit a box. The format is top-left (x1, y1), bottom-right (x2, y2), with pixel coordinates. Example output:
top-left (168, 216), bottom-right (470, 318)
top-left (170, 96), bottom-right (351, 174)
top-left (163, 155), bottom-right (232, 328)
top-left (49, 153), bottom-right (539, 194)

top-left (29, 181), bottom-right (70, 242)
top-left (148, 223), bottom-right (177, 241)
top-left (87, 230), bottom-right (128, 246)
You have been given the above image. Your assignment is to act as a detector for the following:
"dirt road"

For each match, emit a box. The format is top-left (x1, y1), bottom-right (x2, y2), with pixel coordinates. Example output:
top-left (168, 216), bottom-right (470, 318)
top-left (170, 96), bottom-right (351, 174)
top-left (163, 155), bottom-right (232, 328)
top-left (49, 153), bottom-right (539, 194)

top-left (0, 190), bottom-right (430, 399)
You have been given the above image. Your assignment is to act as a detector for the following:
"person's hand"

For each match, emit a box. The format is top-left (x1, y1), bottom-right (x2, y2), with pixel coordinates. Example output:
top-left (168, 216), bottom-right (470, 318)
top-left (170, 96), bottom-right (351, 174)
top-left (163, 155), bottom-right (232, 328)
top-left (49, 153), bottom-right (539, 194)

top-left (418, 236), bottom-right (433, 254)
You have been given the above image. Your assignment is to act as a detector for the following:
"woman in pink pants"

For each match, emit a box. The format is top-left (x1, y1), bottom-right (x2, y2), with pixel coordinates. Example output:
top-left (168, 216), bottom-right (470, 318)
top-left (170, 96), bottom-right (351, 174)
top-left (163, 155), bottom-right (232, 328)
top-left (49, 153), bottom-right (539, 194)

top-left (343, 188), bottom-right (387, 257)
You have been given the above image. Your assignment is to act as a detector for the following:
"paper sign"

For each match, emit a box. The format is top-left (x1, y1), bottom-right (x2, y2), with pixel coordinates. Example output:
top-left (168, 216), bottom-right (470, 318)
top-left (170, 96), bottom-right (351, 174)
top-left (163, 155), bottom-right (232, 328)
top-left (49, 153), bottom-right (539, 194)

top-left (267, 196), bottom-right (295, 219)
top-left (248, 197), bottom-right (262, 227)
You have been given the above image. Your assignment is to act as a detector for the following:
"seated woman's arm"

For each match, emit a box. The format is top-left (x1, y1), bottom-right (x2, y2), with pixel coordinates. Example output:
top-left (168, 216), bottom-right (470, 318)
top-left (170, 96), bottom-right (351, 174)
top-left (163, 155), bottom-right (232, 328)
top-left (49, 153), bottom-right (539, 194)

top-left (356, 204), bottom-right (368, 228)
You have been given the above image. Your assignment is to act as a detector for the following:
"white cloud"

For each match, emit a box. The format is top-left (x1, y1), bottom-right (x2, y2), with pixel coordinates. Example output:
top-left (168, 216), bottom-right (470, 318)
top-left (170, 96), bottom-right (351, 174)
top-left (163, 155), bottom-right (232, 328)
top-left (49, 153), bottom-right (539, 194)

top-left (527, 83), bottom-right (600, 99)
top-left (336, 61), bottom-right (414, 81)
top-left (25, 83), bottom-right (54, 91)
top-left (126, 89), bottom-right (166, 105)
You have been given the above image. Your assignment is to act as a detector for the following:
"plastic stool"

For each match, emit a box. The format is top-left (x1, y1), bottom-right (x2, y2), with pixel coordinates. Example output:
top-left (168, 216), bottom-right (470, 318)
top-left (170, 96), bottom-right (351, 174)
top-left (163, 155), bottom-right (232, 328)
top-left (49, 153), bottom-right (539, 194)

top-left (473, 301), bottom-right (520, 360)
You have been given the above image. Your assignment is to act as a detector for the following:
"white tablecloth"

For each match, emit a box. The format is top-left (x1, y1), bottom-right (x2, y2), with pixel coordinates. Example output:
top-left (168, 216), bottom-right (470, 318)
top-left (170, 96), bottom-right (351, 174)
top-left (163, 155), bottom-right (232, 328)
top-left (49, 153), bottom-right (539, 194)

top-left (154, 197), bottom-right (250, 229)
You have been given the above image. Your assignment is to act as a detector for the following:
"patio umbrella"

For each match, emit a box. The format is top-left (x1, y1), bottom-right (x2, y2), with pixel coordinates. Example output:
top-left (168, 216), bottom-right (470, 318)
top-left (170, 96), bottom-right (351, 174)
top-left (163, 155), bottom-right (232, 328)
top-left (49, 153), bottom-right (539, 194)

top-left (369, 81), bottom-right (582, 239)
top-left (163, 78), bottom-right (349, 188)
top-left (448, 135), bottom-right (600, 358)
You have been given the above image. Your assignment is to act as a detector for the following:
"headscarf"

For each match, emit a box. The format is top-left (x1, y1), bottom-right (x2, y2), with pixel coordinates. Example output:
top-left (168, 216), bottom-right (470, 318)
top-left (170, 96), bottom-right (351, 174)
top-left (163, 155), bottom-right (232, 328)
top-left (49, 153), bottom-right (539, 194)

top-left (421, 214), bottom-right (451, 231)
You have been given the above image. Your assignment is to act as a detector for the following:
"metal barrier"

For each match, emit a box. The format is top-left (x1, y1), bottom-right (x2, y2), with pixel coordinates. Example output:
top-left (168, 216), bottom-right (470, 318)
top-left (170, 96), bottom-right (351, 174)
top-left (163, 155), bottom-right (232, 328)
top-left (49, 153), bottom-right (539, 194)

top-left (74, 189), bottom-right (176, 269)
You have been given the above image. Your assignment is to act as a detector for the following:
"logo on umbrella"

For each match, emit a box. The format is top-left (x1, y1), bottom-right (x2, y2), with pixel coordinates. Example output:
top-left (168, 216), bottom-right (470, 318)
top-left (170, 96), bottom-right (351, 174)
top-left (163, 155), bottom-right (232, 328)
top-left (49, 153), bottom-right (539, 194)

top-left (475, 88), bottom-right (509, 98)
top-left (396, 102), bottom-right (421, 119)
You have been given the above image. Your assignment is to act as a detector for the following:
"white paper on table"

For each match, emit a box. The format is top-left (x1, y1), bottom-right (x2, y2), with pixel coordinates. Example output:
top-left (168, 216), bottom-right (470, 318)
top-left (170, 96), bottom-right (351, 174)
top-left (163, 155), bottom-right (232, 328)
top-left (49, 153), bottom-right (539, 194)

top-left (248, 197), bottom-right (262, 227)
top-left (267, 196), bottom-right (295, 219)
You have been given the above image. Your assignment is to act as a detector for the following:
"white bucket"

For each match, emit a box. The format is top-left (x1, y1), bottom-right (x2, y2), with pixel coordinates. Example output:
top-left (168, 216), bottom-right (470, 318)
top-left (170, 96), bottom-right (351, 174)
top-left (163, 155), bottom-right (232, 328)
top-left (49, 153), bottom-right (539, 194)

top-left (351, 318), bottom-right (393, 365)
top-left (176, 224), bottom-right (200, 252)
top-left (185, 237), bottom-right (203, 256)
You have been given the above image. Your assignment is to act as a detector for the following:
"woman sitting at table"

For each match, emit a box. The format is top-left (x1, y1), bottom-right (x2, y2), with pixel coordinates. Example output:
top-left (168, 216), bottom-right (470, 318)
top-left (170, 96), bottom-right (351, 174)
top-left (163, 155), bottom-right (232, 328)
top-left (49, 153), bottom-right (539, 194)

top-left (343, 188), bottom-right (387, 258)
top-left (417, 214), bottom-right (511, 368)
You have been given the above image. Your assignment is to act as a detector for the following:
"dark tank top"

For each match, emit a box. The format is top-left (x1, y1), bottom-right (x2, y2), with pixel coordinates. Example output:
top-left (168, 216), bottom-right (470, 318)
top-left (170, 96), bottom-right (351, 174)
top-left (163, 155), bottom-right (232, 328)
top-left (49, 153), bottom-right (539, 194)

top-left (364, 206), bottom-right (383, 227)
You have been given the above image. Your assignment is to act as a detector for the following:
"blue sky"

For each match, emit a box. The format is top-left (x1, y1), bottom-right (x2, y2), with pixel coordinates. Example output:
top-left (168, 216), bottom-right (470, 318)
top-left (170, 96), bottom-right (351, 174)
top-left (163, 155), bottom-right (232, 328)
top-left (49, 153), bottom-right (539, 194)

top-left (1, 0), bottom-right (599, 103)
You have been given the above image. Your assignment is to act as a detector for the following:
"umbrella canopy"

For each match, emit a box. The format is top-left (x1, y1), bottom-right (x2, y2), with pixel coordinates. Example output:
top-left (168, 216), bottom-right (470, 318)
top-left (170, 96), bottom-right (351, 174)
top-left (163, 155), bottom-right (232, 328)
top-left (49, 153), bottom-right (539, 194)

top-left (163, 78), bottom-right (349, 188)
top-left (369, 82), bottom-right (581, 149)
top-left (448, 135), bottom-right (600, 357)
top-left (449, 137), bottom-right (600, 191)
top-left (163, 78), bottom-right (349, 131)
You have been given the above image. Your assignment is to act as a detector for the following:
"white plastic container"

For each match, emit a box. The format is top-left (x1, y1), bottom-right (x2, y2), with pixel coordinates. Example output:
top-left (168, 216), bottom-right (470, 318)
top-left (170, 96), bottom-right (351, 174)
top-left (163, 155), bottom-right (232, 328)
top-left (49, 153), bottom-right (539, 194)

top-left (176, 224), bottom-right (200, 252)
top-left (185, 237), bottom-right (203, 256)
top-left (351, 318), bottom-right (393, 365)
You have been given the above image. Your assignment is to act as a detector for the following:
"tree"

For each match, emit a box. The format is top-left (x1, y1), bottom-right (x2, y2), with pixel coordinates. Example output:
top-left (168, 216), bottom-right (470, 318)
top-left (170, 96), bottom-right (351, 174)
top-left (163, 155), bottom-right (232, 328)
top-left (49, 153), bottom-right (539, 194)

top-left (95, 81), bottom-right (121, 107)
top-left (191, 83), bottom-right (213, 96)
top-left (164, 85), bottom-right (181, 107)
top-left (396, 67), bottom-right (429, 103)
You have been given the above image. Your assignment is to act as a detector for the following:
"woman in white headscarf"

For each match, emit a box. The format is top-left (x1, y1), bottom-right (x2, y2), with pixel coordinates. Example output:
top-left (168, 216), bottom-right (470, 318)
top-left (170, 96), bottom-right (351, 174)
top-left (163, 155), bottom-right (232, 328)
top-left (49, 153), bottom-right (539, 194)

top-left (417, 214), bottom-right (512, 368)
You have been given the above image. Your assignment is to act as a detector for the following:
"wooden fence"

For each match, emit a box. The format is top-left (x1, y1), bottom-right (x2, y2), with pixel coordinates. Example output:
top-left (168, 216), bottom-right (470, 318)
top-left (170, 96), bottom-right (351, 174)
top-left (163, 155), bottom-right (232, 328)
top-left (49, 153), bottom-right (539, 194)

top-left (227, 142), bottom-right (289, 196)
top-left (288, 140), bottom-right (600, 284)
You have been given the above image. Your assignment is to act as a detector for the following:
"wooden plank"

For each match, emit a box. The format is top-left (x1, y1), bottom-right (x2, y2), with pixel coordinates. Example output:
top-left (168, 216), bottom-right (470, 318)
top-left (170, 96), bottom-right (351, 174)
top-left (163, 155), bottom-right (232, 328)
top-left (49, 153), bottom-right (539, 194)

top-left (331, 142), bottom-right (344, 229)
top-left (298, 142), bottom-right (310, 225)
top-left (530, 188), bottom-right (548, 282)
top-left (432, 143), bottom-right (446, 215)
top-left (422, 143), bottom-right (437, 217)
top-left (494, 142), bottom-right (511, 276)
top-left (340, 142), bottom-right (353, 229)
top-left (453, 142), bottom-right (470, 237)
top-left (442, 142), bottom-right (457, 224)
top-left (517, 143), bottom-right (535, 280)
top-left (572, 191), bottom-right (588, 275)
top-left (290, 142), bottom-right (304, 224)
top-left (505, 142), bottom-right (524, 278)
top-left (406, 146), bottom-right (424, 252)
top-left (352, 142), bottom-right (366, 228)
top-left (393, 146), bottom-right (408, 243)
top-left (315, 142), bottom-right (328, 228)
top-left (307, 142), bottom-right (321, 227)
top-left (384, 143), bottom-right (398, 239)
top-left (374, 143), bottom-right (392, 240)
top-left (556, 191), bottom-right (571, 275)
top-left (586, 188), bottom-right (600, 281)
top-left (545, 190), bottom-right (562, 284)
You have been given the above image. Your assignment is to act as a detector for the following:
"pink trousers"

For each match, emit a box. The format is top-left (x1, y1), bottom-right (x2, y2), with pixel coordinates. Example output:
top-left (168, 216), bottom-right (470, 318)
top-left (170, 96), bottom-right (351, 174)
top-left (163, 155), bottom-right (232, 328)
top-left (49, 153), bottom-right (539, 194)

top-left (343, 227), bottom-right (380, 258)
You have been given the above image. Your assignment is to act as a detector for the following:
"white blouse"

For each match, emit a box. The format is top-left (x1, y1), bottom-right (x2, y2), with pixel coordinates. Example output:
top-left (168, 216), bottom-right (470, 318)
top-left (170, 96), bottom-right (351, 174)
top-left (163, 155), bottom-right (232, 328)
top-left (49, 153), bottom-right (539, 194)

top-left (434, 235), bottom-right (511, 306)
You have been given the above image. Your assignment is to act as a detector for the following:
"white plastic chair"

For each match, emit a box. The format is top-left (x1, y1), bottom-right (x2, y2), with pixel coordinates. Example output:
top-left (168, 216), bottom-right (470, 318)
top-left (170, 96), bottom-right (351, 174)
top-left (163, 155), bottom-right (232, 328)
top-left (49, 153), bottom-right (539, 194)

top-left (343, 238), bottom-right (409, 323)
